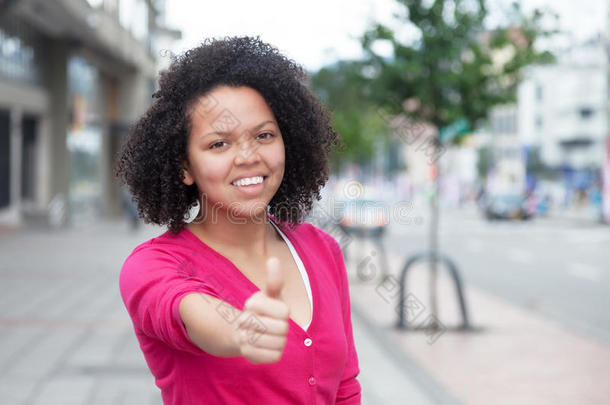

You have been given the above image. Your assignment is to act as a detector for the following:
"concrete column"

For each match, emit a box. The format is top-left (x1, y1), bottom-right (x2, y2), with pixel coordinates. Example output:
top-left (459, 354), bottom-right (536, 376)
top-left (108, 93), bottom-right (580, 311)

top-left (37, 116), bottom-right (51, 210)
top-left (110, 70), bottom-right (153, 219)
top-left (118, 70), bottom-right (151, 123)
top-left (9, 108), bottom-right (22, 211)
top-left (99, 73), bottom-right (122, 218)
top-left (98, 69), bottom-right (152, 219)
top-left (47, 39), bottom-right (70, 227)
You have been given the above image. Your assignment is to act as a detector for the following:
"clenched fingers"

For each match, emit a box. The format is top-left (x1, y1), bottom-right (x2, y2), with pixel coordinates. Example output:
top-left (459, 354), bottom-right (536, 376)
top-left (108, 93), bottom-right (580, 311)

top-left (238, 312), bottom-right (289, 336)
top-left (240, 345), bottom-right (284, 364)
top-left (236, 327), bottom-right (287, 350)
top-left (244, 292), bottom-right (290, 320)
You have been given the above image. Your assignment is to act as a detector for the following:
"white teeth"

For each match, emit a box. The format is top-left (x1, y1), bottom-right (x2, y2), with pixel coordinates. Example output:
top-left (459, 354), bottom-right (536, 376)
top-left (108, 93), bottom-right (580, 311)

top-left (232, 176), bottom-right (264, 186)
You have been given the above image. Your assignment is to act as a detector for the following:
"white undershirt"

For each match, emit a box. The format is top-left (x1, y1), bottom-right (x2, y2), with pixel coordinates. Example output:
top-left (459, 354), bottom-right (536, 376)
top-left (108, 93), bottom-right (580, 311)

top-left (269, 220), bottom-right (313, 330)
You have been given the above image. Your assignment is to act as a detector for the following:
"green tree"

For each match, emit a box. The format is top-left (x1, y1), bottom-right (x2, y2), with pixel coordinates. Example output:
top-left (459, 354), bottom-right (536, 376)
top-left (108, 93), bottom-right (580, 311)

top-left (310, 61), bottom-right (389, 170)
top-left (359, 0), bottom-right (555, 137)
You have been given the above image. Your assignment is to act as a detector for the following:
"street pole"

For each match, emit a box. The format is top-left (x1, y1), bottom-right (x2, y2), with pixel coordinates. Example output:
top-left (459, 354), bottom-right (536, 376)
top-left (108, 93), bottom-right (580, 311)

top-left (604, 4), bottom-right (610, 224)
top-left (396, 122), bottom-right (471, 331)
top-left (428, 134), bottom-right (441, 330)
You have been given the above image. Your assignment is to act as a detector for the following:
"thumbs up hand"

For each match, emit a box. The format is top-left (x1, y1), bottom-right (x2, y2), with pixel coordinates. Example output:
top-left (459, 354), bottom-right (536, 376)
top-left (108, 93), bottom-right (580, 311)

top-left (236, 257), bottom-right (290, 364)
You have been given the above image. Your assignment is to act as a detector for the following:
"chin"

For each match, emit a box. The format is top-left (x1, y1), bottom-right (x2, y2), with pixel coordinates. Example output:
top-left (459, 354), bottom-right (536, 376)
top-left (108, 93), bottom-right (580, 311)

top-left (225, 202), bottom-right (269, 224)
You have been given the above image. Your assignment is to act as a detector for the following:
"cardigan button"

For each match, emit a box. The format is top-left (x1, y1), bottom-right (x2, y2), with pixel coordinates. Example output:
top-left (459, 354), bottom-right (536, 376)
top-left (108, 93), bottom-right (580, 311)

top-left (308, 376), bottom-right (316, 386)
top-left (304, 338), bottom-right (312, 347)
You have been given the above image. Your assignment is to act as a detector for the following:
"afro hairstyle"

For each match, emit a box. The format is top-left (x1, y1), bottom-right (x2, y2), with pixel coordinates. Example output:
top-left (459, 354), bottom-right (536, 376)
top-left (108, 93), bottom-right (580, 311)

top-left (114, 36), bottom-right (340, 234)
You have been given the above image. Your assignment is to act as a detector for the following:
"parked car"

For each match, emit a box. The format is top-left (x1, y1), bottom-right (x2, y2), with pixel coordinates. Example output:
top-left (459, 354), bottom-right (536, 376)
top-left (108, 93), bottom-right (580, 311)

top-left (336, 199), bottom-right (390, 237)
top-left (483, 193), bottom-right (532, 221)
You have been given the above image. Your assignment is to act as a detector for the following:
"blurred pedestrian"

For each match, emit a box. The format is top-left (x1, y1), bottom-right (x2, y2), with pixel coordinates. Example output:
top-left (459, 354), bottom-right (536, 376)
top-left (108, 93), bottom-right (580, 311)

top-left (114, 37), bottom-right (361, 404)
top-left (590, 180), bottom-right (602, 222)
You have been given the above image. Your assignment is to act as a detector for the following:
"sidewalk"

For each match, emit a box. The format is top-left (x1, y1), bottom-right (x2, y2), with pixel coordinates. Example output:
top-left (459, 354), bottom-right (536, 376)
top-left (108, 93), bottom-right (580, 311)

top-left (351, 301), bottom-right (460, 405)
top-left (0, 222), bottom-right (162, 405)
top-left (345, 243), bottom-right (610, 405)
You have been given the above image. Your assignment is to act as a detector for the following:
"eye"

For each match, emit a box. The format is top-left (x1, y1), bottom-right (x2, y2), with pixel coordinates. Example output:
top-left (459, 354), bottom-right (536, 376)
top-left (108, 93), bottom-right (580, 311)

top-left (257, 132), bottom-right (274, 140)
top-left (209, 141), bottom-right (228, 149)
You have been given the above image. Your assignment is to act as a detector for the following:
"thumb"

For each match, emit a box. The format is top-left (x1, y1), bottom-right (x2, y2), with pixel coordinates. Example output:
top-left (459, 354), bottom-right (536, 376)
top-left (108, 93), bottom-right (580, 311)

top-left (265, 257), bottom-right (283, 300)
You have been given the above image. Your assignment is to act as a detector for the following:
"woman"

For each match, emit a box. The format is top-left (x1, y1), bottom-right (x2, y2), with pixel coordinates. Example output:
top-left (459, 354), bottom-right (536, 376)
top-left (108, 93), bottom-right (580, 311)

top-left (115, 36), bottom-right (361, 404)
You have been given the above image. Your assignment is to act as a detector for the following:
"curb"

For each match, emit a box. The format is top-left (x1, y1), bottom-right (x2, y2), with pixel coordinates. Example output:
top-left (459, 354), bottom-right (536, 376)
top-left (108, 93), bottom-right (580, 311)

top-left (351, 301), bottom-right (463, 405)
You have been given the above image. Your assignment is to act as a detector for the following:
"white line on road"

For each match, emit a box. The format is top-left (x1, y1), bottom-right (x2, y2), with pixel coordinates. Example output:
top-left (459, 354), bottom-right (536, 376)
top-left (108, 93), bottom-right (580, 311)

top-left (564, 232), bottom-right (610, 245)
top-left (567, 262), bottom-right (602, 282)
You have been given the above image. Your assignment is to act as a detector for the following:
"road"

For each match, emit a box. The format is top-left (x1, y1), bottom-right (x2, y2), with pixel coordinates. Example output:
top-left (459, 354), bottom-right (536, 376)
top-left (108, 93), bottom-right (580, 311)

top-left (368, 205), bottom-right (610, 345)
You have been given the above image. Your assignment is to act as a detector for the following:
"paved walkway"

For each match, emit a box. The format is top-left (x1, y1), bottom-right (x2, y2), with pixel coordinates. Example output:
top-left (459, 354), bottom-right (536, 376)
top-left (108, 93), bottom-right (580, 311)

top-left (0, 222), bottom-right (162, 405)
top-left (0, 220), bottom-right (439, 405)
top-left (344, 238), bottom-right (610, 405)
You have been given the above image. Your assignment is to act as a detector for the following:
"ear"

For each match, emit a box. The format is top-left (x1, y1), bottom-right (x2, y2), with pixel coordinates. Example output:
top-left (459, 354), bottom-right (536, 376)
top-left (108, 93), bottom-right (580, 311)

top-left (182, 161), bottom-right (194, 186)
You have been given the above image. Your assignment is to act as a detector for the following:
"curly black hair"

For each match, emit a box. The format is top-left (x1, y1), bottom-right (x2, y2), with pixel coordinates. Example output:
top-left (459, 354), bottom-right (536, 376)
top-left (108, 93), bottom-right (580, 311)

top-left (114, 36), bottom-right (340, 234)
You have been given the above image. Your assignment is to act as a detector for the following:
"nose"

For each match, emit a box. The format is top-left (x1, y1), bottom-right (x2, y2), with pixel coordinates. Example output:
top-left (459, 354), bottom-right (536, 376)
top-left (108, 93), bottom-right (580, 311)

top-left (234, 137), bottom-right (261, 165)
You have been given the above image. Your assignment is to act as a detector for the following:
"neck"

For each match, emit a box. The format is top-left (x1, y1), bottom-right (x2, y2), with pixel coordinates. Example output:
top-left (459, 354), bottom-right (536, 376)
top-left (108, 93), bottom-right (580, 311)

top-left (186, 206), bottom-right (279, 257)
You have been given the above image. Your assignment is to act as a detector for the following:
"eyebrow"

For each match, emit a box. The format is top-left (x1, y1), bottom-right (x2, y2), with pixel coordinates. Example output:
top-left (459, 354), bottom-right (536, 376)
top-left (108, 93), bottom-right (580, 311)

top-left (201, 120), bottom-right (277, 139)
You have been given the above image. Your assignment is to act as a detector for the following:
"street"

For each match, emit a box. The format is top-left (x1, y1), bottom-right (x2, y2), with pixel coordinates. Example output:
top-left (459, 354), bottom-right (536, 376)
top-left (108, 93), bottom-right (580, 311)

top-left (374, 205), bottom-right (610, 345)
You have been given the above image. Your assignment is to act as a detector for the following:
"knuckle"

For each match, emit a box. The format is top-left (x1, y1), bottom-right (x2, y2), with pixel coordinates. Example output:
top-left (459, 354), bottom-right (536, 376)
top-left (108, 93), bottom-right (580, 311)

top-left (246, 293), bottom-right (262, 306)
top-left (244, 298), bottom-right (255, 310)
top-left (237, 312), bottom-right (249, 327)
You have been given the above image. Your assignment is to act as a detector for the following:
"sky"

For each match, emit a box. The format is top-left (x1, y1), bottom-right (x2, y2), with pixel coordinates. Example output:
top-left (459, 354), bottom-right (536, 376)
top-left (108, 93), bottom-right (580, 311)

top-left (165, 0), bottom-right (607, 73)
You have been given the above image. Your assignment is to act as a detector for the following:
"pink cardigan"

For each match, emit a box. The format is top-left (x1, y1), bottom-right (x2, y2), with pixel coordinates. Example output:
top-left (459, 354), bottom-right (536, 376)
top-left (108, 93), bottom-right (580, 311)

top-left (119, 219), bottom-right (361, 404)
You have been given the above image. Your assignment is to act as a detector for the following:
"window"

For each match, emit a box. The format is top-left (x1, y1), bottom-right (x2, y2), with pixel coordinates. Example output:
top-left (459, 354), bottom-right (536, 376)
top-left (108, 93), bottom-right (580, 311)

top-left (579, 107), bottom-right (594, 119)
top-left (86, 0), bottom-right (104, 8)
top-left (492, 112), bottom-right (516, 135)
top-left (0, 109), bottom-right (10, 208)
top-left (119, 0), bottom-right (149, 41)
top-left (0, 23), bottom-right (42, 85)
top-left (535, 84), bottom-right (543, 101)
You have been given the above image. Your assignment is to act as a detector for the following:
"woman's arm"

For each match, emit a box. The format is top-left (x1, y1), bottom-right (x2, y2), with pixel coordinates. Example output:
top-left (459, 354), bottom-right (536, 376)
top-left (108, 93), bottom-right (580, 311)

top-left (179, 258), bottom-right (290, 363)
top-left (179, 293), bottom-right (243, 357)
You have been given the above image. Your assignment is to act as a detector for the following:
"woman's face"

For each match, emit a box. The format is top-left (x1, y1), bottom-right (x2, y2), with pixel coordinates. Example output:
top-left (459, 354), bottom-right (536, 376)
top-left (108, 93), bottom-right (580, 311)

top-left (182, 85), bottom-right (285, 221)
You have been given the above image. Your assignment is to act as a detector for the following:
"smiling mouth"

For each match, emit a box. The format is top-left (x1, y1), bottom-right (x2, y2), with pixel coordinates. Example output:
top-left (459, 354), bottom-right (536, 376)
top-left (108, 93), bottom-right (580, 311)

top-left (231, 176), bottom-right (267, 187)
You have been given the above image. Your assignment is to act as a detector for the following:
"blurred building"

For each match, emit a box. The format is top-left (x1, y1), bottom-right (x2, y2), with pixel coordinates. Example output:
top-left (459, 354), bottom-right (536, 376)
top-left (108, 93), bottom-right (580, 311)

top-left (475, 35), bottom-right (607, 212)
top-left (0, 0), bottom-right (180, 228)
top-left (484, 104), bottom-right (524, 194)
top-left (518, 35), bottom-right (607, 194)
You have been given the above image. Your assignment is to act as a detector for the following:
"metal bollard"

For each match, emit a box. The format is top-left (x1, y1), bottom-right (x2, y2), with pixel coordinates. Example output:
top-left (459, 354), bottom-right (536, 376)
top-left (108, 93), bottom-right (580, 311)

top-left (396, 251), bottom-right (471, 330)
